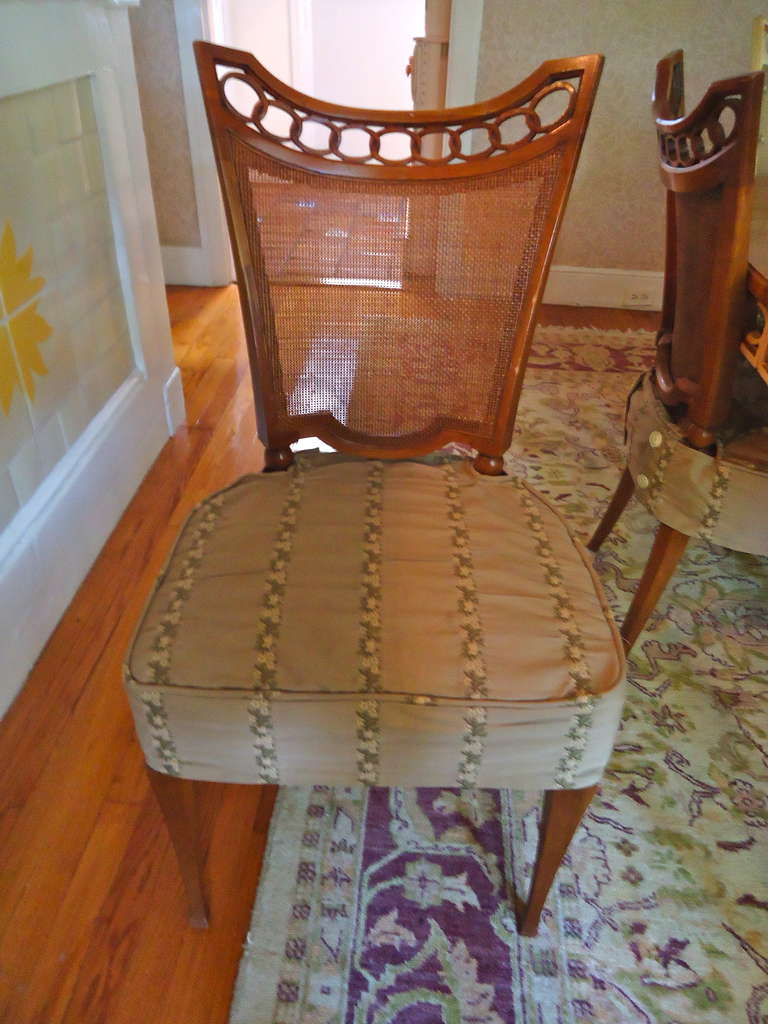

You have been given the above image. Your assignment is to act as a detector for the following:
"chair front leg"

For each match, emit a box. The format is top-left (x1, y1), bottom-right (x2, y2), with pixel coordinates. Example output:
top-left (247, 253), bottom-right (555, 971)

top-left (147, 766), bottom-right (209, 928)
top-left (587, 466), bottom-right (634, 552)
top-left (516, 784), bottom-right (598, 937)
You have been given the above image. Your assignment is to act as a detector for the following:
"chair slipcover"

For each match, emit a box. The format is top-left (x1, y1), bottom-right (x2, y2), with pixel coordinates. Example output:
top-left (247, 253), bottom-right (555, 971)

top-left (626, 372), bottom-right (768, 556)
top-left (125, 455), bottom-right (625, 791)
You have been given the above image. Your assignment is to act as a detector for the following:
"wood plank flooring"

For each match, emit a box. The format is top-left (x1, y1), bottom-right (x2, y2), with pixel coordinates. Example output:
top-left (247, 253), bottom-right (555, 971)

top-left (0, 286), bottom-right (658, 1024)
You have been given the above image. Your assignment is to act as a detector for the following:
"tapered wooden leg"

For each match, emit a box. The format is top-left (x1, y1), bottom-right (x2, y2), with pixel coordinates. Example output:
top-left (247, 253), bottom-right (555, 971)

top-left (587, 466), bottom-right (635, 552)
top-left (146, 766), bottom-right (209, 928)
top-left (517, 785), bottom-right (597, 937)
top-left (621, 523), bottom-right (689, 652)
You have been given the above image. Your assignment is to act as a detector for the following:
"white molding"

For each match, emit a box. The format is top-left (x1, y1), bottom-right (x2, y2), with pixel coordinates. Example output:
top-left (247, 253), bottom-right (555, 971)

top-left (161, 243), bottom-right (223, 286)
top-left (93, 64), bottom-right (150, 374)
top-left (287, 0), bottom-right (314, 94)
top-left (0, 373), bottom-right (169, 716)
top-left (543, 265), bottom-right (664, 310)
top-left (163, 366), bottom-right (186, 434)
top-left (171, 0), bottom-right (234, 286)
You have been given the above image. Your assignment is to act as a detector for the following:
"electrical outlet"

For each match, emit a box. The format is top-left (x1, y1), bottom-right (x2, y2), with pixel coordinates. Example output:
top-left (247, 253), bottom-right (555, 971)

top-left (623, 289), bottom-right (653, 308)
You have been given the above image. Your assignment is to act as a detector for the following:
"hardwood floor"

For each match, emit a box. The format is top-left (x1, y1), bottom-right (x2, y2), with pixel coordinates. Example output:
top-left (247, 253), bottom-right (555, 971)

top-left (0, 287), bottom-right (658, 1024)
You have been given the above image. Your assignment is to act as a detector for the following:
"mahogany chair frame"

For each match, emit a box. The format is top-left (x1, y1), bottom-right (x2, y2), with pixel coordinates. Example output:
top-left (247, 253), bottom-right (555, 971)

top-left (588, 51), bottom-right (764, 650)
top-left (147, 43), bottom-right (607, 937)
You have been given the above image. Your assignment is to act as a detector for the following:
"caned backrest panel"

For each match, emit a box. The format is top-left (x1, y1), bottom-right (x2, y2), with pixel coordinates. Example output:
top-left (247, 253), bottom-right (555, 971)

top-left (653, 51), bottom-right (763, 447)
top-left (195, 42), bottom-right (603, 462)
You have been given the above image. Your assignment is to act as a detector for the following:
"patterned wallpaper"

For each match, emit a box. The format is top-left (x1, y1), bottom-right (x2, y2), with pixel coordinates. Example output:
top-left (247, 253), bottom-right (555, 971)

top-left (129, 0), bottom-right (201, 248)
top-left (476, 0), bottom-right (756, 271)
top-left (0, 78), bottom-right (135, 532)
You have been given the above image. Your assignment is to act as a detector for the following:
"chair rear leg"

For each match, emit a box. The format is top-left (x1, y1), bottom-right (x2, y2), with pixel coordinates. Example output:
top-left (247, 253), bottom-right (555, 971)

top-left (587, 466), bottom-right (634, 552)
top-left (516, 784), bottom-right (597, 937)
top-left (621, 523), bottom-right (689, 652)
top-left (147, 766), bottom-right (209, 928)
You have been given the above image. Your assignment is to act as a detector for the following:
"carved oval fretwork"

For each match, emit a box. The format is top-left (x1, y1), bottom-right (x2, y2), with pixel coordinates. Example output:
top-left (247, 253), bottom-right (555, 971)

top-left (657, 96), bottom-right (741, 169)
top-left (215, 62), bottom-right (579, 167)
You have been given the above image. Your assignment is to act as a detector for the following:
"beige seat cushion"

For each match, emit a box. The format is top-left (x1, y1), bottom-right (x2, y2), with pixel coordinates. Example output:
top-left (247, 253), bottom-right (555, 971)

top-left (125, 455), bottom-right (625, 790)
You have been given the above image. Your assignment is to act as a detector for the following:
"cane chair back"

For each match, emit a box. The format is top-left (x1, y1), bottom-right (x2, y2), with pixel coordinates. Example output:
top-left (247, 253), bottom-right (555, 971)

top-left (652, 50), bottom-right (763, 448)
top-left (195, 43), bottom-right (603, 471)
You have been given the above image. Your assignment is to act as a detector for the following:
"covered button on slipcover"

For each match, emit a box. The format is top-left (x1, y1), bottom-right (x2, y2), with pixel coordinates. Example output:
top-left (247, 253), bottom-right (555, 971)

top-left (125, 455), bottom-right (625, 791)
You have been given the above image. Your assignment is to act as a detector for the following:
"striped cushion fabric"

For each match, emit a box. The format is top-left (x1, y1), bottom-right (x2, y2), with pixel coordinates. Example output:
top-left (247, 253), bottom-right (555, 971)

top-left (125, 454), bottom-right (625, 791)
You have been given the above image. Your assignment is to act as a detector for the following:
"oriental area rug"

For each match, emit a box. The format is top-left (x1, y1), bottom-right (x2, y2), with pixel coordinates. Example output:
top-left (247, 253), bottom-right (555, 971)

top-left (229, 326), bottom-right (768, 1024)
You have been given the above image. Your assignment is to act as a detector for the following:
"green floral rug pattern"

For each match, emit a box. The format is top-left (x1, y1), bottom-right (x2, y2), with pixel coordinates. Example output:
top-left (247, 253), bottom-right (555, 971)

top-left (230, 326), bottom-right (768, 1024)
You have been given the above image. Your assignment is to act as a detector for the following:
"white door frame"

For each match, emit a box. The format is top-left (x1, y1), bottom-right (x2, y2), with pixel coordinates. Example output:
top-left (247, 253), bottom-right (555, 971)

top-left (445, 0), bottom-right (484, 107)
top-left (169, 0), bottom-right (315, 286)
top-left (164, 0), bottom-right (234, 286)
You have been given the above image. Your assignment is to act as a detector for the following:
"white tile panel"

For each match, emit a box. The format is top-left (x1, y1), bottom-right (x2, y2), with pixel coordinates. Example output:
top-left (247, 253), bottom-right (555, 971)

top-left (9, 415), bottom-right (66, 506)
top-left (25, 86), bottom-right (58, 155)
top-left (0, 76), bottom-right (135, 512)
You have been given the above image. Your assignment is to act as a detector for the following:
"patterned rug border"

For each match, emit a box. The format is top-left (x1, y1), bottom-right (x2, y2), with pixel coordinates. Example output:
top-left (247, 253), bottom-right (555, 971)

top-left (535, 324), bottom-right (656, 338)
top-left (231, 789), bottom-right (311, 1023)
top-left (530, 324), bottom-right (655, 374)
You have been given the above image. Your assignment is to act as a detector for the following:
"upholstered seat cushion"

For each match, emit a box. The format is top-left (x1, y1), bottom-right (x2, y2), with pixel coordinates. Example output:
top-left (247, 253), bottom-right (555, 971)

top-left (125, 455), bottom-right (625, 790)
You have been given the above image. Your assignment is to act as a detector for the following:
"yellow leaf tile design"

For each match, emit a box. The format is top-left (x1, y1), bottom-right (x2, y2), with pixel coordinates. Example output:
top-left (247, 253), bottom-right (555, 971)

top-left (0, 223), bottom-right (45, 315)
top-left (12, 303), bottom-right (50, 402)
top-left (0, 222), bottom-right (52, 415)
top-left (0, 324), bottom-right (20, 416)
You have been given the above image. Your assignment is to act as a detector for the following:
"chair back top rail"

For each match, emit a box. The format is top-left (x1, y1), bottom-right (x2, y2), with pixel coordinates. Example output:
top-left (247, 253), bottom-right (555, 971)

top-left (196, 42), bottom-right (601, 178)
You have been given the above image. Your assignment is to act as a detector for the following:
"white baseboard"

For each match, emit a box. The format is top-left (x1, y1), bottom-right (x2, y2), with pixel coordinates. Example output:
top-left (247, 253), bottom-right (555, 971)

top-left (163, 251), bottom-right (663, 309)
top-left (163, 365), bottom-right (187, 434)
top-left (161, 244), bottom-right (232, 287)
top-left (0, 371), bottom-right (174, 718)
top-left (544, 264), bottom-right (664, 310)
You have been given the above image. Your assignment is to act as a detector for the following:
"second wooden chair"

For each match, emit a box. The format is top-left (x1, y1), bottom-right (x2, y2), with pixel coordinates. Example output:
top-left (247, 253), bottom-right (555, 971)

top-left (589, 50), bottom-right (767, 650)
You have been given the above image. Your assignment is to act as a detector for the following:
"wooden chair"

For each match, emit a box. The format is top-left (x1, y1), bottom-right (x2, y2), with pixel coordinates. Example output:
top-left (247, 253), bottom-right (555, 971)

top-left (588, 51), bottom-right (766, 651)
top-left (124, 43), bottom-right (625, 938)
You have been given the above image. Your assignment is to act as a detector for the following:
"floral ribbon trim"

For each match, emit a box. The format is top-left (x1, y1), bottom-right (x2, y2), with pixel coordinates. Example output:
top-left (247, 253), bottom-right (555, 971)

top-left (513, 479), bottom-right (596, 788)
top-left (250, 464), bottom-right (307, 783)
top-left (698, 460), bottom-right (731, 542)
top-left (140, 692), bottom-right (181, 775)
top-left (443, 463), bottom-right (489, 788)
top-left (146, 496), bottom-right (224, 686)
top-left (356, 461), bottom-right (384, 784)
top-left (139, 494), bottom-right (225, 775)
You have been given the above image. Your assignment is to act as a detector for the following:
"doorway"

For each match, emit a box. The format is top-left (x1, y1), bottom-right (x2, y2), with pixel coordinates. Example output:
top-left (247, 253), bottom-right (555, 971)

top-left (211, 0), bottom-right (425, 109)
